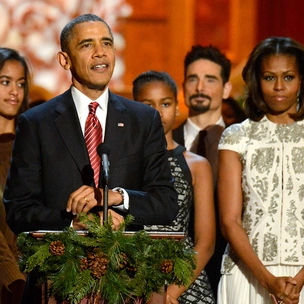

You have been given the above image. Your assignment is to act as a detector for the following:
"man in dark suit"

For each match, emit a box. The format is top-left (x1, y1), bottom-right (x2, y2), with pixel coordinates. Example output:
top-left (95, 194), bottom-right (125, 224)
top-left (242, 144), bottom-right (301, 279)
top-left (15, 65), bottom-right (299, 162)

top-left (173, 45), bottom-right (232, 299)
top-left (4, 14), bottom-right (178, 235)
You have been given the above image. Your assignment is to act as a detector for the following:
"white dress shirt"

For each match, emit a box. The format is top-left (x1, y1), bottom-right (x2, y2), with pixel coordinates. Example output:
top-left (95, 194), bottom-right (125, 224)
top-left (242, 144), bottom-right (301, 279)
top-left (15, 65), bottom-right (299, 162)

top-left (72, 86), bottom-right (108, 140)
top-left (71, 86), bottom-right (129, 211)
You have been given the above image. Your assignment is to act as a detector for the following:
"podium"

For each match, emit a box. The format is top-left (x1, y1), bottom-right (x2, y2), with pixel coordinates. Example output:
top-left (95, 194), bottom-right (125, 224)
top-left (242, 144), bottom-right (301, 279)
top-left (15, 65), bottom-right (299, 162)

top-left (26, 230), bottom-right (185, 304)
top-left (41, 284), bottom-right (166, 303)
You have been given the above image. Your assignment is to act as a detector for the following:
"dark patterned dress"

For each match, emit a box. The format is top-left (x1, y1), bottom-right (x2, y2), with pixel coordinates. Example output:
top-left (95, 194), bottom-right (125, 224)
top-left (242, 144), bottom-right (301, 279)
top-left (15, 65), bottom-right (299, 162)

top-left (145, 145), bottom-right (215, 303)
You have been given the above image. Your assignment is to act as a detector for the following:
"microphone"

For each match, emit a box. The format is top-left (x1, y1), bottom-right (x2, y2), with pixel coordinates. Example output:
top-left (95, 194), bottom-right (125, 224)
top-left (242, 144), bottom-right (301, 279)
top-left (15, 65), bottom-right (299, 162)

top-left (97, 143), bottom-right (110, 185)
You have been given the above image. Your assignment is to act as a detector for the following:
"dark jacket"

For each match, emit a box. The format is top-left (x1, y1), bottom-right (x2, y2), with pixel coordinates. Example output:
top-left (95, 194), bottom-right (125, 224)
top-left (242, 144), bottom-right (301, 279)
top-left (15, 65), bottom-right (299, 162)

top-left (4, 89), bottom-right (178, 234)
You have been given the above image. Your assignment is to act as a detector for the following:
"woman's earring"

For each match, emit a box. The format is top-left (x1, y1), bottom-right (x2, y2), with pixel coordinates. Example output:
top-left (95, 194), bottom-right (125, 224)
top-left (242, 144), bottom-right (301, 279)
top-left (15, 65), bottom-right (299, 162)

top-left (297, 91), bottom-right (300, 111)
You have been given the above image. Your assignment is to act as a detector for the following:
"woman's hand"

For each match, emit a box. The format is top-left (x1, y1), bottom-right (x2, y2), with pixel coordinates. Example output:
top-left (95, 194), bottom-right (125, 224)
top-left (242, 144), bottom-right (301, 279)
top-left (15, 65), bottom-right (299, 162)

top-left (268, 276), bottom-right (298, 304)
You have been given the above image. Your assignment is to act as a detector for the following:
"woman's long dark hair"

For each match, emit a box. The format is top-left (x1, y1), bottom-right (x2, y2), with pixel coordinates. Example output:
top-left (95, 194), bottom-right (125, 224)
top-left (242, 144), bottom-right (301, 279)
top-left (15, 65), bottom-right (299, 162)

top-left (242, 37), bottom-right (304, 121)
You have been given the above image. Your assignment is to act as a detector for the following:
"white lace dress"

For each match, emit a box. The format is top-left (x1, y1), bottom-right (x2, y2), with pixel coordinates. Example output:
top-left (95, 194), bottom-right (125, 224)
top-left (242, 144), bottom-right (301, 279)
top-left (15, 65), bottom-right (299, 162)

top-left (217, 116), bottom-right (304, 304)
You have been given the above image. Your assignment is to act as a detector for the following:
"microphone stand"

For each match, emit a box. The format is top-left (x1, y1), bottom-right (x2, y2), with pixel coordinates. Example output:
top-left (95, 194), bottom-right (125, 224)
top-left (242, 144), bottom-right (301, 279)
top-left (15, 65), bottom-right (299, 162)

top-left (102, 165), bottom-right (110, 225)
top-left (97, 144), bottom-right (110, 225)
top-left (103, 183), bottom-right (108, 224)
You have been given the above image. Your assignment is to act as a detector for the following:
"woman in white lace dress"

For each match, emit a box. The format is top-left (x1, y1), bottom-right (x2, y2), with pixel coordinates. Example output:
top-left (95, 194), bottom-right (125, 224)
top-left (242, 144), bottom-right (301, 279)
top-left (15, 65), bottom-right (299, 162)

top-left (217, 37), bottom-right (304, 304)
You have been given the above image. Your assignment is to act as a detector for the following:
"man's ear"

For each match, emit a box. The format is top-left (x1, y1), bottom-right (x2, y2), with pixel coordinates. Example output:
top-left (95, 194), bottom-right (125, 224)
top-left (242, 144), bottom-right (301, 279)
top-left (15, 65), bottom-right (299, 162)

top-left (223, 81), bottom-right (232, 99)
top-left (57, 51), bottom-right (70, 70)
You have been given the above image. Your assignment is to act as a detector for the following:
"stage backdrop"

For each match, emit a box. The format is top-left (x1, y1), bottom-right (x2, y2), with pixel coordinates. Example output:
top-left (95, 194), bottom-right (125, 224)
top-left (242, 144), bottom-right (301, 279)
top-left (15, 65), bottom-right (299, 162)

top-left (0, 0), bottom-right (132, 97)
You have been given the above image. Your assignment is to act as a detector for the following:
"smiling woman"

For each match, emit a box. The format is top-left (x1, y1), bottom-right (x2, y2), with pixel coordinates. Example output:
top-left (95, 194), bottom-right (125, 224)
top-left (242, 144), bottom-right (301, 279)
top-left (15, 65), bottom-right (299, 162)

top-left (0, 47), bottom-right (30, 304)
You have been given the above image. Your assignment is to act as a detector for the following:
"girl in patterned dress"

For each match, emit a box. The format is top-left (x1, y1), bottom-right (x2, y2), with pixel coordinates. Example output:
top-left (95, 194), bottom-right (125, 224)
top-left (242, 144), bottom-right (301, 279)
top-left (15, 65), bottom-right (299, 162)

top-left (133, 70), bottom-right (216, 304)
top-left (218, 37), bottom-right (304, 304)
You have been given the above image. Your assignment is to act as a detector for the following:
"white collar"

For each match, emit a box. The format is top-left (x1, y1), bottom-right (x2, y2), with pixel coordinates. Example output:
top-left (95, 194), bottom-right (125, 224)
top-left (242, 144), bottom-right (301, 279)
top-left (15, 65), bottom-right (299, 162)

top-left (184, 116), bottom-right (225, 150)
top-left (72, 86), bottom-right (109, 114)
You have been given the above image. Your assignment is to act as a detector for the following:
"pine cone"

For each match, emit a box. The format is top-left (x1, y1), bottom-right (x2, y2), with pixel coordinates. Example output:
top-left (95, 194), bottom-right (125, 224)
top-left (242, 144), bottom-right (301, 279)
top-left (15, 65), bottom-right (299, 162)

top-left (87, 252), bottom-right (96, 260)
top-left (161, 259), bottom-right (173, 273)
top-left (87, 252), bottom-right (108, 279)
top-left (126, 265), bottom-right (137, 277)
top-left (118, 252), bottom-right (128, 269)
top-left (80, 257), bottom-right (89, 271)
top-left (49, 241), bottom-right (65, 256)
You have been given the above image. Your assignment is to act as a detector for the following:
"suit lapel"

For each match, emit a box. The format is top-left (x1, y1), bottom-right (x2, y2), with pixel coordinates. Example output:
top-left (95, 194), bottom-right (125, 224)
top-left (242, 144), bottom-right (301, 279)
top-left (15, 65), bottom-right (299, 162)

top-left (104, 92), bottom-right (129, 167)
top-left (54, 90), bottom-right (89, 172)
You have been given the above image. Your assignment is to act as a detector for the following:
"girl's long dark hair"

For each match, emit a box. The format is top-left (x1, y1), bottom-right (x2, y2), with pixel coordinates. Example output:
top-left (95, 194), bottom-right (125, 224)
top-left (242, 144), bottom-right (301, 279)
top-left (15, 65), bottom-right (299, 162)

top-left (0, 48), bottom-right (30, 120)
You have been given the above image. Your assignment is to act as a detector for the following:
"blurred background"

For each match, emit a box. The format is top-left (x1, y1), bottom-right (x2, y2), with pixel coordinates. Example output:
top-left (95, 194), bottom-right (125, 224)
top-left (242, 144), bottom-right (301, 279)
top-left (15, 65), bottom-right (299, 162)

top-left (1, 0), bottom-right (303, 123)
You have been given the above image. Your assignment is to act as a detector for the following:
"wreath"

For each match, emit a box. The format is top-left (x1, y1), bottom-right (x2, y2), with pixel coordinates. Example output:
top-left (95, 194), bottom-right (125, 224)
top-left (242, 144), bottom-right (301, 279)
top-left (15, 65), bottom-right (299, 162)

top-left (18, 214), bottom-right (196, 304)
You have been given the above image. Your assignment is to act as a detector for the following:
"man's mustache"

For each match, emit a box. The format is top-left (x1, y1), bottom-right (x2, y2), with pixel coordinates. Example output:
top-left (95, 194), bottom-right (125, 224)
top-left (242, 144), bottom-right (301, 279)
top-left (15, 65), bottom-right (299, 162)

top-left (190, 93), bottom-right (211, 101)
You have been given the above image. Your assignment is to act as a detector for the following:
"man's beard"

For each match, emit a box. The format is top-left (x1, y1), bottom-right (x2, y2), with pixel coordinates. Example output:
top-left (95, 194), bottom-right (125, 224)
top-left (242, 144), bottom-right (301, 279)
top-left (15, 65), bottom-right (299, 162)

top-left (189, 93), bottom-right (211, 113)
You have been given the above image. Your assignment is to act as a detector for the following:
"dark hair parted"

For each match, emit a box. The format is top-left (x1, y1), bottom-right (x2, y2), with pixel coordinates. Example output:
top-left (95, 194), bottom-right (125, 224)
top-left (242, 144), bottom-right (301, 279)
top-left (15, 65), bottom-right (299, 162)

top-left (184, 45), bottom-right (231, 84)
top-left (132, 70), bottom-right (178, 101)
top-left (0, 48), bottom-right (30, 116)
top-left (242, 36), bottom-right (304, 121)
top-left (60, 14), bottom-right (114, 53)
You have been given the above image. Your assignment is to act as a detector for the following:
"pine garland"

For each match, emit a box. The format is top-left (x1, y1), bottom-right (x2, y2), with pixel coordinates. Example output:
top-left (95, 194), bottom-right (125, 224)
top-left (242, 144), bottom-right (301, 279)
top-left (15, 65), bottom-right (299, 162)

top-left (18, 214), bottom-right (196, 304)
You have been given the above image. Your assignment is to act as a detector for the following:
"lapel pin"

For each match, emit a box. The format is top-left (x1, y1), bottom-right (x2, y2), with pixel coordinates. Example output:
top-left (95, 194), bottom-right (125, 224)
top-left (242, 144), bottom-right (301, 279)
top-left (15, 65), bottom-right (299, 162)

top-left (118, 123), bottom-right (124, 127)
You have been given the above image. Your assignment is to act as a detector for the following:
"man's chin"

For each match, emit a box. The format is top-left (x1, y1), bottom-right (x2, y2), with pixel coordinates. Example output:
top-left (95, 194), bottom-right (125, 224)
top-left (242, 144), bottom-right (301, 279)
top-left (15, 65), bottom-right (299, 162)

top-left (88, 83), bottom-right (107, 92)
top-left (190, 105), bottom-right (210, 114)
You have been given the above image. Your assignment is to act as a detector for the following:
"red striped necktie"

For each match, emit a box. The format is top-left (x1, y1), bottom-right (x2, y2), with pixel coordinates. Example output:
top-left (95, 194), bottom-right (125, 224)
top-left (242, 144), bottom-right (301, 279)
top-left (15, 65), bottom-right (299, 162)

top-left (84, 102), bottom-right (102, 187)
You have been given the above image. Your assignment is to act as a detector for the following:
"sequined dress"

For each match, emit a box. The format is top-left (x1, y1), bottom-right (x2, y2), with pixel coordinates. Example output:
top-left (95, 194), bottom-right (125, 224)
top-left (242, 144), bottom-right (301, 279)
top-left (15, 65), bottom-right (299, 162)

top-left (145, 145), bottom-right (215, 303)
top-left (217, 116), bottom-right (304, 304)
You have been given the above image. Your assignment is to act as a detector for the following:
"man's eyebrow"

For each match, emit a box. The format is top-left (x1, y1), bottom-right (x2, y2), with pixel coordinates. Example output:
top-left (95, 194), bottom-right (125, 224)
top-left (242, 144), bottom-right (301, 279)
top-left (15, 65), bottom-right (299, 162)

top-left (78, 38), bottom-right (93, 46)
top-left (186, 74), bottom-right (219, 81)
top-left (101, 37), bottom-right (113, 43)
top-left (78, 36), bottom-right (113, 46)
top-left (186, 73), bottom-right (198, 79)
top-left (205, 74), bottom-right (219, 80)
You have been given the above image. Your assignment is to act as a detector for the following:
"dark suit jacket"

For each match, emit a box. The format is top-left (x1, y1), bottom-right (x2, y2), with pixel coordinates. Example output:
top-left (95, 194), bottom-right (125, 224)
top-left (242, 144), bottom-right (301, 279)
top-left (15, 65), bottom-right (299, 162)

top-left (4, 89), bottom-right (178, 234)
top-left (173, 121), bottom-right (224, 187)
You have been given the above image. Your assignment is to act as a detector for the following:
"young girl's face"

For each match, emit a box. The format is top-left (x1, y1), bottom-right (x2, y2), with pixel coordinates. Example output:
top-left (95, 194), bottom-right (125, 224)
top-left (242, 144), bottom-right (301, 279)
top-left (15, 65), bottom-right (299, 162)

top-left (136, 81), bottom-right (178, 134)
top-left (0, 59), bottom-right (26, 119)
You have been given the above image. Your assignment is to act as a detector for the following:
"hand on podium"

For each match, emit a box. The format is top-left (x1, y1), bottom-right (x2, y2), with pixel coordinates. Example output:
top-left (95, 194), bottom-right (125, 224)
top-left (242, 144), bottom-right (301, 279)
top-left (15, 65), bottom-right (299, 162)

top-left (66, 185), bottom-right (123, 216)
top-left (72, 209), bottom-right (124, 230)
